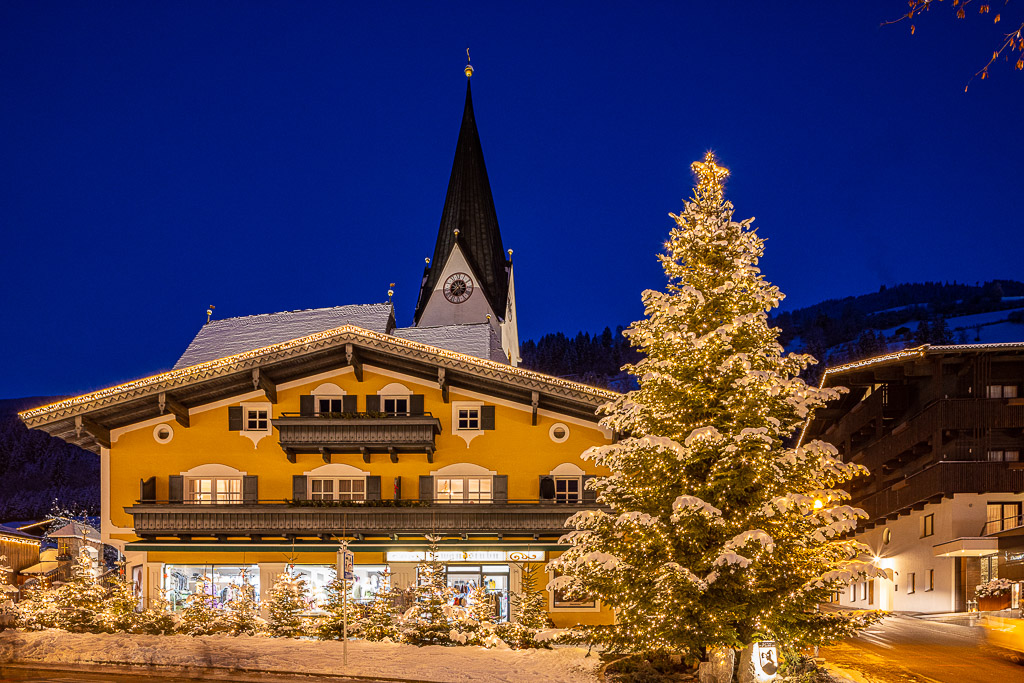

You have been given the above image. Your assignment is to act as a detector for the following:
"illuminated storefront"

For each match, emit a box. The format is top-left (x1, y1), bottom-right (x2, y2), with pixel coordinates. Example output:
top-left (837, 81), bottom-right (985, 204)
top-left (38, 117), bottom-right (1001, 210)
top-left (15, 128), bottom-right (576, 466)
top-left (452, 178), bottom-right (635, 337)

top-left (163, 564), bottom-right (259, 611)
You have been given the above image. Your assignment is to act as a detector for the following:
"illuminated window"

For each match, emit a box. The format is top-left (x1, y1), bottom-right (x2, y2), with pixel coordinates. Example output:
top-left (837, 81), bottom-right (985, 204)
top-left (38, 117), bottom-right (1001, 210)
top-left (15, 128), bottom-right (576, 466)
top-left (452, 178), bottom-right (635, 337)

top-left (987, 502), bottom-right (1022, 533)
top-left (309, 477), bottom-right (365, 501)
top-left (883, 528), bottom-right (892, 544)
top-left (921, 514), bottom-right (934, 538)
top-left (187, 477), bottom-right (241, 504)
top-left (907, 572), bottom-right (916, 595)
top-left (436, 476), bottom-right (491, 503)
top-left (987, 384), bottom-right (1019, 399)
top-left (987, 450), bottom-right (1020, 462)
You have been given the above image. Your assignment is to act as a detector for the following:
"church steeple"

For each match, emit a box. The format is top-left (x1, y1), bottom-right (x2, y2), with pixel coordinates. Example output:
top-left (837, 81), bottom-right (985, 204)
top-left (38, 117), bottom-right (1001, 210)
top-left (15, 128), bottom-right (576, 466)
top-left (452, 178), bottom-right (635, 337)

top-left (413, 71), bottom-right (511, 331)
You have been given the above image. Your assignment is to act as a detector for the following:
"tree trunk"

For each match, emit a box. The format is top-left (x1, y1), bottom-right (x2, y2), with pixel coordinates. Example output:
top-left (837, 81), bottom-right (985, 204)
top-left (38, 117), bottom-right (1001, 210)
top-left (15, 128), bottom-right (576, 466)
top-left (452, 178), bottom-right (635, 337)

top-left (698, 647), bottom-right (735, 683)
top-left (737, 644), bottom-right (756, 683)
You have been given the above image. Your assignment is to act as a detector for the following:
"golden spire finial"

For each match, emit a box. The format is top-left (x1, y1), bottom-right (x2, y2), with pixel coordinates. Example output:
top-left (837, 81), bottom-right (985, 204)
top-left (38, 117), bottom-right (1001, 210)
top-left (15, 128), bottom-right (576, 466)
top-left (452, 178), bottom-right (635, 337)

top-left (465, 48), bottom-right (474, 78)
top-left (691, 151), bottom-right (729, 201)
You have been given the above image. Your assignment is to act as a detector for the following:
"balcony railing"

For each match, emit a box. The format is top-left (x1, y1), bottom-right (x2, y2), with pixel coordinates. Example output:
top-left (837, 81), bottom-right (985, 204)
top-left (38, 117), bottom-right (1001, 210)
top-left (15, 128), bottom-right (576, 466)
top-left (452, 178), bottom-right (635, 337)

top-left (983, 513), bottom-right (1024, 536)
top-left (125, 498), bottom-right (602, 539)
top-left (272, 412), bottom-right (441, 457)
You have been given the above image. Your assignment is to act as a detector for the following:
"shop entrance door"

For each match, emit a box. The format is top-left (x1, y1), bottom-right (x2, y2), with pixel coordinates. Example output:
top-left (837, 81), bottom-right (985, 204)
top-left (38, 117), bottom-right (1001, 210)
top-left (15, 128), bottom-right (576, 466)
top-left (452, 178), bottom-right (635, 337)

top-left (446, 564), bottom-right (510, 622)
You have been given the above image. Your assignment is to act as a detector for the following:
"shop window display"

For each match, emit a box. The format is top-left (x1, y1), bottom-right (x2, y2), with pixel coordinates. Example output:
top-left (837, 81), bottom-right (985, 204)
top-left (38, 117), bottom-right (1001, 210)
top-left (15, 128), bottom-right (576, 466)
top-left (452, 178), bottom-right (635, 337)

top-left (289, 564), bottom-right (388, 611)
top-left (444, 564), bottom-right (509, 622)
top-left (163, 564), bottom-right (259, 611)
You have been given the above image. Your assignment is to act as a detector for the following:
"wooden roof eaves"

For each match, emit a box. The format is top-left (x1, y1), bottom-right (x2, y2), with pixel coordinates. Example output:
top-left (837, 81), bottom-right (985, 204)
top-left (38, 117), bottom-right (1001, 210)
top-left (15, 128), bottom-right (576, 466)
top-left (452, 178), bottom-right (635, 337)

top-left (19, 325), bottom-right (618, 432)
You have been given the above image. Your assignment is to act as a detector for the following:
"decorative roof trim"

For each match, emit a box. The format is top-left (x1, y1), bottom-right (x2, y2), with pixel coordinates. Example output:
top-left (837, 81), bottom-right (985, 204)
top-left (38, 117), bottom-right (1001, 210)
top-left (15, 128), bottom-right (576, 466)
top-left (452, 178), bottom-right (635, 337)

top-left (19, 325), bottom-right (618, 426)
top-left (821, 346), bottom-right (928, 378)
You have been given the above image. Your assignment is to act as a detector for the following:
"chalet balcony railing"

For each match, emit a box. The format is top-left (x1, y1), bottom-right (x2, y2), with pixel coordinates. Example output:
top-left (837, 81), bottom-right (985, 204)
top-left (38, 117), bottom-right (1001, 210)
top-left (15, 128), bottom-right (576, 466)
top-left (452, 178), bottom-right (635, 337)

top-left (853, 461), bottom-right (1024, 524)
top-left (850, 398), bottom-right (1024, 474)
top-left (125, 498), bottom-right (602, 539)
top-left (982, 513), bottom-right (1024, 536)
top-left (272, 412), bottom-right (441, 455)
top-left (825, 384), bottom-right (910, 445)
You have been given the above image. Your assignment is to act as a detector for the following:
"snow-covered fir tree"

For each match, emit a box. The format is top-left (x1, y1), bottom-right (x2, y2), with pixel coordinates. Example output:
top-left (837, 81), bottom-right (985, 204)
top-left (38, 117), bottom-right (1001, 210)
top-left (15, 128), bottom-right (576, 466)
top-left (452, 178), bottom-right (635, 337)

top-left (313, 569), bottom-right (363, 640)
top-left (224, 569), bottom-right (264, 636)
top-left (178, 575), bottom-right (226, 636)
top-left (498, 562), bottom-right (550, 649)
top-left (401, 535), bottom-right (454, 646)
top-left (363, 568), bottom-right (401, 642)
top-left (134, 587), bottom-right (177, 635)
top-left (549, 152), bottom-right (883, 661)
top-left (101, 561), bottom-right (141, 633)
top-left (266, 569), bottom-right (308, 638)
top-left (53, 550), bottom-right (107, 633)
top-left (458, 583), bottom-right (503, 647)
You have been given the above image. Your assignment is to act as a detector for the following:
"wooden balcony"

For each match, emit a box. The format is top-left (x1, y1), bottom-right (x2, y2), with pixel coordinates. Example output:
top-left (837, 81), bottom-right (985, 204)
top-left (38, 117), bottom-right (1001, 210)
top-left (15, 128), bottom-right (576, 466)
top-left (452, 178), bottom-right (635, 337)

top-left (855, 461), bottom-right (1024, 525)
top-left (125, 500), bottom-right (601, 540)
top-left (850, 398), bottom-right (1024, 477)
top-left (272, 412), bottom-right (442, 463)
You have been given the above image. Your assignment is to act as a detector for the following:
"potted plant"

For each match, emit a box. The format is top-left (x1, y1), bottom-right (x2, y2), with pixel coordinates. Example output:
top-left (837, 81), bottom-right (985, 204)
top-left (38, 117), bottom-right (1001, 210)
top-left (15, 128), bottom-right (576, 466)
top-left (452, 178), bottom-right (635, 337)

top-left (975, 579), bottom-right (1014, 611)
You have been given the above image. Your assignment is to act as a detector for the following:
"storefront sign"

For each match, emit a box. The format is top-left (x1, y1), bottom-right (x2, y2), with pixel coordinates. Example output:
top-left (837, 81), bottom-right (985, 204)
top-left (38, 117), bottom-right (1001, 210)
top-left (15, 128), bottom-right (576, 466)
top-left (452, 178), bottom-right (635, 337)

top-left (752, 641), bottom-right (779, 681)
top-left (385, 550), bottom-right (544, 563)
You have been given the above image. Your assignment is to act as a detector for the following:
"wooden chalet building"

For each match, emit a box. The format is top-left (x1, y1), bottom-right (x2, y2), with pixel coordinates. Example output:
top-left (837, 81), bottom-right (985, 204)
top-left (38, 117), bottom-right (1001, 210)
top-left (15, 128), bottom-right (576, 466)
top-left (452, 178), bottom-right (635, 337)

top-left (18, 67), bottom-right (616, 626)
top-left (802, 342), bottom-right (1024, 612)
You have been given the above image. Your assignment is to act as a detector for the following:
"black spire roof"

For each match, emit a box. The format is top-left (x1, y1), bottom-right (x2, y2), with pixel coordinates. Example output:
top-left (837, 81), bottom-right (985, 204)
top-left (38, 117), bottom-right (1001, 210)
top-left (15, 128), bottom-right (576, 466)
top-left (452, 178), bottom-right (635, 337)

top-left (414, 78), bottom-right (509, 325)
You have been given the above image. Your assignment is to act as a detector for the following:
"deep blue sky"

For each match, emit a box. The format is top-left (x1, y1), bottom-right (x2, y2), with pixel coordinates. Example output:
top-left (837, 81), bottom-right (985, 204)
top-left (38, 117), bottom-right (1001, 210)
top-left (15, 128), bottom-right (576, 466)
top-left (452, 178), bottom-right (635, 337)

top-left (2, 2), bottom-right (1022, 398)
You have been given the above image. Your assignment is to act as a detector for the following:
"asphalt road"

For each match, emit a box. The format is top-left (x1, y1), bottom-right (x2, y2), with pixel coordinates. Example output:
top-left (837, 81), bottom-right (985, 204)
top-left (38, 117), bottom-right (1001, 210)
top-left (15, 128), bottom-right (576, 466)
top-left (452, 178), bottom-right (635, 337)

top-left (821, 615), bottom-right (1024, 683)
top-left (0, 665), bottom-right (385, 683)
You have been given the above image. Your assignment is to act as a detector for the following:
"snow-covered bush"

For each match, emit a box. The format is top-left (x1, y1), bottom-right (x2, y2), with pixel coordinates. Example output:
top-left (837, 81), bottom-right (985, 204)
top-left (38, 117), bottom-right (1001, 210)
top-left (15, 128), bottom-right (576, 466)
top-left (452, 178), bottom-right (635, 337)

top-left (177, 576), bottom-right (228, 636)
top-left (975, 578), bottom-right (1015, 598)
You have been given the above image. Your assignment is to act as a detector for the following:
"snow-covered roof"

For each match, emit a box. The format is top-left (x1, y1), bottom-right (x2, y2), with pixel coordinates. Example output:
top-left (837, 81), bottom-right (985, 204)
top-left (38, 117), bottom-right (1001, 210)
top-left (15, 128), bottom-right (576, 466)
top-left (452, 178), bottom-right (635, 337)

top-left (0, 527), bottom-right (40, 542)
top-left (49, 522), bottom-right (100, 542)
top-left (393, 324), bottom-right (507, 363)
top-left (20, 560), bottom-right (59, 576)
top-left (174, 303), bottom-right (395, 369)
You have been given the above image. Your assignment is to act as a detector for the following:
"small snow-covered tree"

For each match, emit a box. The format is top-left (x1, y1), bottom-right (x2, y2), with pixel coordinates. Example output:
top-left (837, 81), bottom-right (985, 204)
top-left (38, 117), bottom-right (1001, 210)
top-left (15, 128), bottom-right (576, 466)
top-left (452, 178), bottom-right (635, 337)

top-left (101, 562), bottom-right (141, 633)
top-left (178, 575), bottom-right (226, 636)
top-left (135, 587), bottom-right (177, 635)
top-left (54, 550), bottom-right (108, 633)
top-left (314, 569), bottom-right (364, 640)
top-left (498, 562), bottom-right (550, 649)
top-left (224, 569), bottom-right (264, 636)
top-left (401, 535), bottom-right (454, 646)
top-left (266, 570), bottom-right (308, 638)
top-left (363, 568), bottom-right (401, 642)
top-left (549, 152), bottom-right (884, 662)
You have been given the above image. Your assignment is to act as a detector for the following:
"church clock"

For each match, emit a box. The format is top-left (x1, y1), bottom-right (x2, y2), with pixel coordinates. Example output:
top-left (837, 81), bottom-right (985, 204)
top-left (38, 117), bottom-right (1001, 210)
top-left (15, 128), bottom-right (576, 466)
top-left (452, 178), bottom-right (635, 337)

top-left (443, 272), bottom-right (474, 304)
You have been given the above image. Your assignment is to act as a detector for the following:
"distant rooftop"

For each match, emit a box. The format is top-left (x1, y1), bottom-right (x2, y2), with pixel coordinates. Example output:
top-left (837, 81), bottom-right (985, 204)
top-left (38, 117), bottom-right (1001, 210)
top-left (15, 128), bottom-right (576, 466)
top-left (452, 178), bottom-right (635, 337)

top-left (394, 323), bottom-right (507, 363)
top-left (174, 303), bottom-right (396, 369)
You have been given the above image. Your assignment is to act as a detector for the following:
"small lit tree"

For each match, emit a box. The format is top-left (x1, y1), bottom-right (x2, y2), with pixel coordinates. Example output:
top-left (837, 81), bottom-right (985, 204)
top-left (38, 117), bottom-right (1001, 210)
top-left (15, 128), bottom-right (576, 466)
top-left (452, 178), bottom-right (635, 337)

top-left (178, 575), bottom-right (226, 636)
top-left (224, 568), bottom-right (264, 636)
top-left (363, 568), bottom-right (401, 642)
top-left (314, 569), bottom-right (364, 640)
top-left (498, 562), bottom-right (550, 649)
top-left (135, 587), bottom-right (177, 635)
top-left (266, 569), bottom-right (309, 638)
top-left (101, 562), bottom-right (141, 633)
top-left (401, 535), bottom-right (455, 646)
top-left (53, 550), bottom-right (108, 633)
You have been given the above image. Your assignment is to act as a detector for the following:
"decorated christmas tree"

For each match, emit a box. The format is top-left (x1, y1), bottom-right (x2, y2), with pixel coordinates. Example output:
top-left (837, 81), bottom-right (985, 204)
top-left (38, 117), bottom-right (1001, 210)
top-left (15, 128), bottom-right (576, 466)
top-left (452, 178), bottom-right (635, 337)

top-left (101, 561), bottom-right (142, 633)
top-left (135, 587), bottom-right (178, 635)
top-left (178, 575), bottom-right (226, 636)
top-left (224, 568), bottom-right (264, 636)
top-left (460, 582), bottom-right (503, 647)
top-left (363, 568), bottom-right (401, 642)
top-left (266, 569), bottom-right (309, 638)
top-left (498, 562), bottom-right (550, 649)
top-left (53, 550), bottom-right (108, 633)
top-left (400, 535), bottom-right (454, 646)
top-left (549, 153), bottom-right (883, 666)
top-left (314, 569), bottom-right (364, 640)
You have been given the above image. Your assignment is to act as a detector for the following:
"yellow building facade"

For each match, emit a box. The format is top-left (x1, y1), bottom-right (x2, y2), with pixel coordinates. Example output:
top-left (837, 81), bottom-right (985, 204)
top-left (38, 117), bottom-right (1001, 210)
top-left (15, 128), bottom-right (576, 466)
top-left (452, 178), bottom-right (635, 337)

top-left (19, 69), bottom-right (617, 627)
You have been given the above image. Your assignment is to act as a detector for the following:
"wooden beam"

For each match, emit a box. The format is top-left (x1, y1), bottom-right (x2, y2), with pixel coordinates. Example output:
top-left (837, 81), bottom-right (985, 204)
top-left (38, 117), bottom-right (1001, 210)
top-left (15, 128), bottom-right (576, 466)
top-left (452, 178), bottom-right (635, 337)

top-left (320, 447), bottom-right (332, 464)
top-left (361, 447), bottom-right (370, 464)
top-left (531, 391), bottom-right (539, 426)
top-left (159, 392), bottom-right (190, 428)
top-left (285, 448), bottom-right (296, 464)
top-left (426, 446), bottom-right (434, 464)
top-left (75, 416), bottom-right (111, 449)
top-left (346, 343), bottom-right (363, 382)
top-left (438, 368), bottom-right (448, 403)
top-left (252, 368), bottom-right (277, 404)
top-left (389, 447), bottom-right (398, 464)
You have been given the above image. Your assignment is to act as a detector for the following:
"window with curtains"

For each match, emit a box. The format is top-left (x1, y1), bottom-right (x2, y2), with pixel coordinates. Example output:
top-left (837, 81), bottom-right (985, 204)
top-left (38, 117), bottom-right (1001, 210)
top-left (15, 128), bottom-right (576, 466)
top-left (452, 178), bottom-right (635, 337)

top-left (186, 477), bottom-right (242, 504)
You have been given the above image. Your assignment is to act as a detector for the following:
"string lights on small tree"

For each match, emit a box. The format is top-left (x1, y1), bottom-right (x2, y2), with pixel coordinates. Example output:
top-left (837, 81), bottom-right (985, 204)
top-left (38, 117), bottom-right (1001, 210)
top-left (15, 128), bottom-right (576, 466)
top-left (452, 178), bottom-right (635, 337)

top-left (549, 152), bottom-right (884, 673)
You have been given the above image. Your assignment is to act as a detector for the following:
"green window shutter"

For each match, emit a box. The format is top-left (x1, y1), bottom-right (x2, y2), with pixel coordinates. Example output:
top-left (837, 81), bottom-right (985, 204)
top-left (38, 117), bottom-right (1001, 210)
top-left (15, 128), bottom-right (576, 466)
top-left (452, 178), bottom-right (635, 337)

top-left (343, 395), bottom-right (358, 413)
top-left (228, 406), bottom-right (243, 430)
top-left (140, 477), bottom-right (156, 503)
top-left (582, 475), bottom-right (598, 502)
top-left (366, 476), bottom-right (382, 501)
top-left (481, 405), bottom-right (496, 430)
top-left (419, 475), bottom-right (434, 502)
top-left (292, 475), bottom-right (307, 501)
top-left (493, 475), bottom-right (508, 503)
top-left (410, 394), bottom-right (425, 416)
top-left (366, 395), bottom-right (381, 413)
top-left (299, 395), bottom-right (315, 417)
top-left (243, 475), bottom-right (258, 503)
top-left (168, 475), bottom-right (183, 504)
top-left (539, 475), bottom-right (555, 501)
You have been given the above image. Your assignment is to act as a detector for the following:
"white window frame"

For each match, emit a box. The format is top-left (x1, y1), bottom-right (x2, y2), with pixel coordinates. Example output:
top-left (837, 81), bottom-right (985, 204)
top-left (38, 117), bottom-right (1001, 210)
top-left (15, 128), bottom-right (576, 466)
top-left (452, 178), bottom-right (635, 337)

top-left (186, 476), bottom-right (242, 504)
top-left (452, 401), bottom-right (484, 445)
top-left (549, 462), bottom-right (585, 504)
top-left (312, 383), bottom-right (347, 416)
top-left (549, 422), bottom-right (570, 443)
top-left (379, 383), bottom-right (413, 416)
top-left (240, 401), bottom-right (273, 447)
top-left (554, 477), bottom-right (581, 504)
top-left (309, 476), bottom-right (366, 501)
top-left (436, 476), bottom-right (492, 503)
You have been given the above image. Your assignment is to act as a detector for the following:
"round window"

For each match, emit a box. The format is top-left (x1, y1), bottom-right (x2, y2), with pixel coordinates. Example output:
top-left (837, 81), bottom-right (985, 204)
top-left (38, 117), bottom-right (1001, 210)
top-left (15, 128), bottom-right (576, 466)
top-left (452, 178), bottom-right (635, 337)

top-left (153, 423), bottom-right (174, 444)
top-left (549, 422), bottom-right (570, 443)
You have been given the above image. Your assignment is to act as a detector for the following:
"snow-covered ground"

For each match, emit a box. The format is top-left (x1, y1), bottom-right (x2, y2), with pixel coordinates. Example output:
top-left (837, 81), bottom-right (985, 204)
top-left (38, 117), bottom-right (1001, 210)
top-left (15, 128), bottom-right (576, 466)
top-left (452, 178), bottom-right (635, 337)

top-left (0, 629), bottom-right (601, 682)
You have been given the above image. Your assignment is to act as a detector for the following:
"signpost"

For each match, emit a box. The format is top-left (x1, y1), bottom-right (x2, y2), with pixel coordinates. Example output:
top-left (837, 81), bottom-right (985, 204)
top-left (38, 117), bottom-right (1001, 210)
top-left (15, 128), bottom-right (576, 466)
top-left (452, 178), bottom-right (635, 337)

top-left (338, 542), bottom-right (354, 666)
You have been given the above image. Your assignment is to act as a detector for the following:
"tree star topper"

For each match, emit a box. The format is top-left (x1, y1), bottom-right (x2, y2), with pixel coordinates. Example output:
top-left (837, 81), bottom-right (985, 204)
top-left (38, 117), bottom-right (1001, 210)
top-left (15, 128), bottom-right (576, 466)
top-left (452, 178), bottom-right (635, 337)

top-left (691, 151), bottom-right (729, 202)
